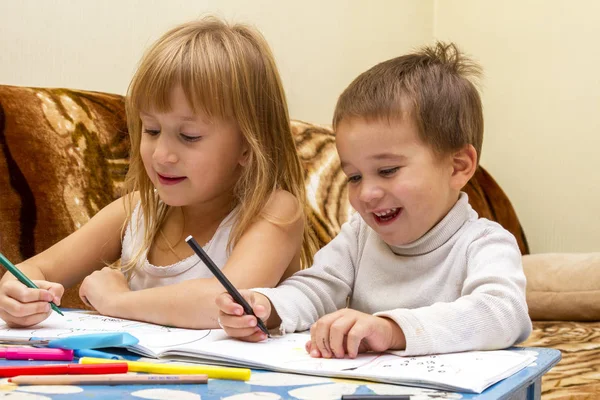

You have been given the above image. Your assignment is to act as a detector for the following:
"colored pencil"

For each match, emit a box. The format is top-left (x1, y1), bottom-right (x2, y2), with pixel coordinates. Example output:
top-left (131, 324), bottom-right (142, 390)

top-left (0, 251), bottom-right (63, 316)
top-left (9, 373), bottom-right (208, 385)
top-left (80, 357), bottom-right (251, 381)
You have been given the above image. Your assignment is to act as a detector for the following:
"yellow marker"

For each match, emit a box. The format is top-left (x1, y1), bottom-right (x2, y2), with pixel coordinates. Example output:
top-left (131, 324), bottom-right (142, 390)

top-left (79, 357), bottom-right (251, 381)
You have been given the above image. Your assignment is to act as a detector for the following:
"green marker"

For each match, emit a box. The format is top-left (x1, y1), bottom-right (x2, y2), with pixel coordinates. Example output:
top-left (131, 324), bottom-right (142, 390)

top-left (0, 251), bottom-right (63, 316)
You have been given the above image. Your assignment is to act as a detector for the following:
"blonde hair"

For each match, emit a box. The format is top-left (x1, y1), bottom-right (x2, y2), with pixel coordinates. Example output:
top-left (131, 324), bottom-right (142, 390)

top-left (121, 16), bottom-right (317, 272)
top-left (334, 42), bottom-right (484, 161)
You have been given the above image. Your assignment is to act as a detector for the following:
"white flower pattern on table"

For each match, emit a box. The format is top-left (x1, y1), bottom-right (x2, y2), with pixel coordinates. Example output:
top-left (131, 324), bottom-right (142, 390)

top-left (0, 372), bottom-right (465, 399)
top-left (223, 393), bottom-right (281, 399)
top-left (0, 393), bottom-right (51, 400)
top-left (8, 385), bottom-right (83, 394)
top-left (288, 382), bottom-right (359, 399)
top-left (131, 388), bottom-right (201, 399)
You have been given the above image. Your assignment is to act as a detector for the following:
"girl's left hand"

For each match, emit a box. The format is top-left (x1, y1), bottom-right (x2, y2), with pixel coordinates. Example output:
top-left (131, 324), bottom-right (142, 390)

top-left (79, 267), bottom-right (130, 314)
top-left (305, 309), bottom-right (406, 359)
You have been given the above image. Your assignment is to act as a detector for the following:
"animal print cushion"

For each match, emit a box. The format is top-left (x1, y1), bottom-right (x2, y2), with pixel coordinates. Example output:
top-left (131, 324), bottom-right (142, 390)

top-left (0, 86), bottom-right (530, 306)
top-left (1, 84), bottom-right (594, 399)
top-left (521, 321), bottom-right (600, 399)
top-left (0, 86), bottom-right (529, 266)
top-left (0, 85), bottom-right (128, 309)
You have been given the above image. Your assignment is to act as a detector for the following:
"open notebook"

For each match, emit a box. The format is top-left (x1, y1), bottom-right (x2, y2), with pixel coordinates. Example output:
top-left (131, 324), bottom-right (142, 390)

top-left (0, 311), bottom-right (536, 393)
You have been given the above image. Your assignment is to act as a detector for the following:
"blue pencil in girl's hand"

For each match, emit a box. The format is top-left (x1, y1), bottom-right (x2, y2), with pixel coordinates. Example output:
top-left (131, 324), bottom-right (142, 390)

top-left (185, 235), bottom-right (270, 337)
top-left (0, 251), bottom-right (63, 316)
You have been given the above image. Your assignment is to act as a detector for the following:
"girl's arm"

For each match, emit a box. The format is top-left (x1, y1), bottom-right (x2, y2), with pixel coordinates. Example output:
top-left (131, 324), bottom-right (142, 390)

top-left (85, 189), bottom-right (304, 329)
top-left (0, 196), bottom-right (130, 327)
top-left (17, 196), bottom-right (129, 287)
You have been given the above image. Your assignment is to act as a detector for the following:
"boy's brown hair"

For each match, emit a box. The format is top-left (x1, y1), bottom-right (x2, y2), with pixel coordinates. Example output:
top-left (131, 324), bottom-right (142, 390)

top-left (333, 42), bottom-right (484, 161)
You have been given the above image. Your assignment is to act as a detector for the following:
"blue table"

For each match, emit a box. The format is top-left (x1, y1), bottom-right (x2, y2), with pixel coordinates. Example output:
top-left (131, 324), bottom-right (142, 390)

top-left (0, 347), bottom-right (560, 399)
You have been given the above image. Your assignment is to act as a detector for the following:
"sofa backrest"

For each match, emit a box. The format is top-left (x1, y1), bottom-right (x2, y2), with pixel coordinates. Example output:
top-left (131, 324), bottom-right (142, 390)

top-left (0, 85), bottom-right (529, 307)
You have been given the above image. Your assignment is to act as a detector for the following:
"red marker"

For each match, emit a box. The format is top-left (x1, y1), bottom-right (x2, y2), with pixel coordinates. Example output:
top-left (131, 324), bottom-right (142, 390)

top-left (0, 363), bottom-right (128, 377)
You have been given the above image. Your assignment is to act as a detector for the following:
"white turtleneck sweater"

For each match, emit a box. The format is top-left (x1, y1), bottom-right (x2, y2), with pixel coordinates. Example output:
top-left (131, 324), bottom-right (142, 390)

top-left (254, 193), bottom-right (532, 356)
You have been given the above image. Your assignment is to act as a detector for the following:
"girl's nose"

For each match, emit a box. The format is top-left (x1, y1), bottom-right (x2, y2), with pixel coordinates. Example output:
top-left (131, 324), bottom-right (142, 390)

top-left (152, 135), bottom-right (178, 164)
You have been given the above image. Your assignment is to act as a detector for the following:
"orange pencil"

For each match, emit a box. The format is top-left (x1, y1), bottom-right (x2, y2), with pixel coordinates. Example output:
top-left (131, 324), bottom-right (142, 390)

top-left (9, 373), bottom-right (208, 385)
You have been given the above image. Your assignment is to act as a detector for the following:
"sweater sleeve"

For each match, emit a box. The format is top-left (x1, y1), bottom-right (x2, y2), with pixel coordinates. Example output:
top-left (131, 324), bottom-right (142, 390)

top-left (254, 215), bottom-right (362, 333)
top-left (375, 225), bottom-right (532, 356)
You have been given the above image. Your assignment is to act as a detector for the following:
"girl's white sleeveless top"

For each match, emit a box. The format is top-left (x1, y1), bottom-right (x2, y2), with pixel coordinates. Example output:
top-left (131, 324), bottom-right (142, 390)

top-left (121, 203), bottom-right (237, 291)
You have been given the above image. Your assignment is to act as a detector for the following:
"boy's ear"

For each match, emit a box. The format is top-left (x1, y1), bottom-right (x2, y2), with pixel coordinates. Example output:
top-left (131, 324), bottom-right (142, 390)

top-left (450, 144), bottom-right (478, 190)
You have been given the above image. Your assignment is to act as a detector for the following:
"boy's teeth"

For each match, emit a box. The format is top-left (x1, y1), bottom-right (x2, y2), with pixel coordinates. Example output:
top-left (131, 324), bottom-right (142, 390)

top-left (374, 208), bottom-right (397, 217)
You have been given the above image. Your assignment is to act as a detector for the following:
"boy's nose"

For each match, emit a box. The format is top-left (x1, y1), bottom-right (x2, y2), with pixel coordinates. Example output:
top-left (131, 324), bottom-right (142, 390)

top-left (358, 182), bottom-right (384, 204)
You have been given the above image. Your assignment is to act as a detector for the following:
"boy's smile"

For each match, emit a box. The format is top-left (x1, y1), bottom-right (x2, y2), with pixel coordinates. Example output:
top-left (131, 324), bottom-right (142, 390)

top-left (373, 207), bottom-right (402, 224)
top-left (336, 116), bottom-right (460, 246)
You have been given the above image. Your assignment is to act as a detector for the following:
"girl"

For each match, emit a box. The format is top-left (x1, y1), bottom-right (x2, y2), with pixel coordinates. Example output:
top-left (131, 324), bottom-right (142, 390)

top-left (0, 17), bottom-right (317, 329)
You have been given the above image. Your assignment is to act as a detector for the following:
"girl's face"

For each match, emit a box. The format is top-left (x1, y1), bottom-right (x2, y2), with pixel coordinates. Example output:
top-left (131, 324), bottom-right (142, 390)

top-left (139, 86), bottom-right (248, 209)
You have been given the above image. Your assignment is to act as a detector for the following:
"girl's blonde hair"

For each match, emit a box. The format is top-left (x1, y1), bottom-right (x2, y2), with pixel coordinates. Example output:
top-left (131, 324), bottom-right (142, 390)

top-left (121, 16), bottom-right (317, 272)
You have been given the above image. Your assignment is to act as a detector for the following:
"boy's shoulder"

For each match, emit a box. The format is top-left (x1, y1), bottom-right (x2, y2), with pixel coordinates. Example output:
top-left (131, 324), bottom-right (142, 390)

top-left (462, 215), bottom-right (520, 250)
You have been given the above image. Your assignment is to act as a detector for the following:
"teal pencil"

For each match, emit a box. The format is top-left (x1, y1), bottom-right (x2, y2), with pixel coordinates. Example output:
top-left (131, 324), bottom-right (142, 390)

top-left (0, 251), bottom-right (63, 316)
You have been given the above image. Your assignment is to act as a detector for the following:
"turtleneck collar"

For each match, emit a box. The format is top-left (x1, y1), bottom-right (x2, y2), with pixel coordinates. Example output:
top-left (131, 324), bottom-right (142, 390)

top-left (387, 192), bottom-right (474, 256)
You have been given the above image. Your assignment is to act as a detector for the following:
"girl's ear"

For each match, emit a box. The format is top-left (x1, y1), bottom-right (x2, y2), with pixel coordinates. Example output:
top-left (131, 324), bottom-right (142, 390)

top-left (238, 145), bottom-right (251, 167)
top-left (450, 144), bottom-right (478, 190)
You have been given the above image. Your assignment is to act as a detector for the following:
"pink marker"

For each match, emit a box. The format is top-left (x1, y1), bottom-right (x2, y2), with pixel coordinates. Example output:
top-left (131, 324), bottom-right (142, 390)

top-left (0, 347), bottom-right (74, 361)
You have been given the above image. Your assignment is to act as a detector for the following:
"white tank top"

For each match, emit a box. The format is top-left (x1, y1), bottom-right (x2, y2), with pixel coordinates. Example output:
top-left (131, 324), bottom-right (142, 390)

top-left (121, 202), bottom-right (237, 291)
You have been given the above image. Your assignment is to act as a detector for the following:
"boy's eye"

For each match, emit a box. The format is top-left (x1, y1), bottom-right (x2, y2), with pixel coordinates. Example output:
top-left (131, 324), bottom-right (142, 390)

top-left (347, 175), bottom-right (362, 184)
top-left (180, 134), bottom-right (202, 142)
top-left (379, 167), bottom-right (400, 176)
top-left (143, 129), bottom-right (160, 136)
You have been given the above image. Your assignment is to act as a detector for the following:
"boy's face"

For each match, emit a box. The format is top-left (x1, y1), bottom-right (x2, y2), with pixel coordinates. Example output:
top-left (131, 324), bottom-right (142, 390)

top-left (336, 117), bottom-right (460, 246)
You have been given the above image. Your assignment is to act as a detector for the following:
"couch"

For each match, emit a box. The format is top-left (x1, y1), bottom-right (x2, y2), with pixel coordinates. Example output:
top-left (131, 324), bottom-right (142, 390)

top-left (1, 85), bottom-right (598, 399)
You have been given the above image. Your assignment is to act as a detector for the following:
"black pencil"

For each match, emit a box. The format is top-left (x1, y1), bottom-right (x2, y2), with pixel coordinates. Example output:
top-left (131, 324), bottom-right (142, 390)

top-left (185, 236), bottom-right (270, 337)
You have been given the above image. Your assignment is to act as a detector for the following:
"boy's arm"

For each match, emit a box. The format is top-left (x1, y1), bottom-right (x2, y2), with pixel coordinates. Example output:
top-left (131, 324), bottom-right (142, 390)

top-left (376, 227), bottom-right (532, 356)
top-left (253, 214), bottom-right (363, 334)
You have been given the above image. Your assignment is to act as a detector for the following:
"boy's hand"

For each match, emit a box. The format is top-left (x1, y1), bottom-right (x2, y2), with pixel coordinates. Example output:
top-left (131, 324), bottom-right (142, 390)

top-left (306, 309), bottom-right (406, 359)
top-left (79, 267), bottom-right (129, 314)
top-left (215, 290), bottom-right (271, 342)
top-left (0, 279), bottom-right (64, 327)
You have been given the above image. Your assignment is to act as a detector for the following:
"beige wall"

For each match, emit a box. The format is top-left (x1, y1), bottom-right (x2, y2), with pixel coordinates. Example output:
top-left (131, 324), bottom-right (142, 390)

top-left (434, 0), bottom-right (600, 253)
top-left (1, 0), bottom-right (598, 253)
top-left (0, 0), bottom-right (432, 124)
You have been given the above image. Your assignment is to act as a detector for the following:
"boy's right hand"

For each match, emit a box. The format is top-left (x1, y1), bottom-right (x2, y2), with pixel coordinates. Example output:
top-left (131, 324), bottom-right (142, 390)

top-left (0, 279), bottom-right (64, 327)
top-left (215, 290), bottom-right (271, 342)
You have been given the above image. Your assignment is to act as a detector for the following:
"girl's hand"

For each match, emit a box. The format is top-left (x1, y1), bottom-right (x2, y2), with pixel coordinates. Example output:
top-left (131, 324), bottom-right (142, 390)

top-left (0, 279), bottom-right (64, 327)
top-left (305, 309), bottom-right (406, 359)
top-left (79, 267), bottom-right (129, 314)
top-left (215, 290), bottom-right (271, 342)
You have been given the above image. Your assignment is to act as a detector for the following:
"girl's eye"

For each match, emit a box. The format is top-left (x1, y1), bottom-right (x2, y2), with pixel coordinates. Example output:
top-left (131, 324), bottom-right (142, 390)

top-left (143, 129), bottom-right (160, 136)
top-left (347, 175), bottom-right (362, 184)
top-left (180, 134), bottom-right (201, 142)
top-left (380, 167), bottom-right (400, 176)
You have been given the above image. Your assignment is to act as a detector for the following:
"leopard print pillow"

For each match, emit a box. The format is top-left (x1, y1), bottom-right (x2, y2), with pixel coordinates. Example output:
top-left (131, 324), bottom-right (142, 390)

top-left (1, 85), bottom-right (529, 309)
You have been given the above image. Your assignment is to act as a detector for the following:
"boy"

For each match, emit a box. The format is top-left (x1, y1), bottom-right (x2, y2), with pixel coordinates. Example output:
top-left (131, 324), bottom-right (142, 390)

top-left (216, 42), bottom-right (532, 358)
